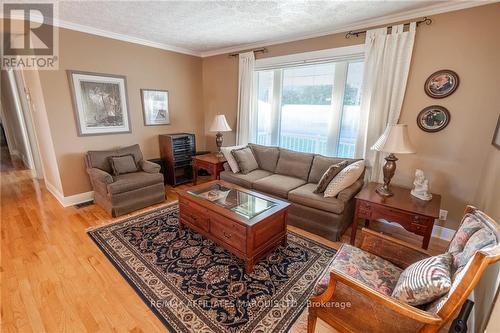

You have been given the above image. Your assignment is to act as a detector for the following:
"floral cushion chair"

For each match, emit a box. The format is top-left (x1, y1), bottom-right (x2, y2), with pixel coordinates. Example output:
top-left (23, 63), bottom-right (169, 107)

top-left (308, 206), bottom-right (500, 333)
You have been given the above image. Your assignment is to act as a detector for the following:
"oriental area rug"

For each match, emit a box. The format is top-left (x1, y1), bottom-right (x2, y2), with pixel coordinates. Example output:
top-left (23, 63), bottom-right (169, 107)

top-left (88, 203), bottom-right (335, 333)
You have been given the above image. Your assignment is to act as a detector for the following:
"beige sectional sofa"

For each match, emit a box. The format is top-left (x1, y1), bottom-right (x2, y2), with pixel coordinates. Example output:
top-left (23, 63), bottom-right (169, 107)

top-left (220, 143), bottom-right (365, 241)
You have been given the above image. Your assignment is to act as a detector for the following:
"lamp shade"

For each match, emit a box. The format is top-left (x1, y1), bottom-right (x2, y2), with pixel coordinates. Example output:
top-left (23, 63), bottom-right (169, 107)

top-left (371, 124), bottom-right (416, 154)
top-left (209, 115), bottom-right (232, 132)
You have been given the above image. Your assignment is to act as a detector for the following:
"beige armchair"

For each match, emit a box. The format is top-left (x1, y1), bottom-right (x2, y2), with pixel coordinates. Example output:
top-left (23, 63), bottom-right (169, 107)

top-left (308, 206), bottom-right (500, 333)
top-left (85, 144), bottom-right (165, 217)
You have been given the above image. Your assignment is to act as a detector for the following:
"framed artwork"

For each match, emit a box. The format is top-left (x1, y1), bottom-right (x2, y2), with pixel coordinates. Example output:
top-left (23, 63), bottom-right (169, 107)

top-left (493, 114), bottom-right (500, 149)
top-left (141, 89), bottom-right (170, 126)
top-left (417, 105), bottom-right (450, 133)
top-left (424, 69), bottom-right (459, 99)
top-left (67, 70), bottom-right (131, 136)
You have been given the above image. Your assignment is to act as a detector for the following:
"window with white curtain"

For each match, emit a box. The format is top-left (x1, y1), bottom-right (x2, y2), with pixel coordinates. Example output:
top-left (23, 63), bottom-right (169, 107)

top-left (253, 45), bottom-right (364, 158)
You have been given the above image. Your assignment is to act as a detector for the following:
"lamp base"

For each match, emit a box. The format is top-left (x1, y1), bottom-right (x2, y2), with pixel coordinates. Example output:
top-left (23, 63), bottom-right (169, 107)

top-left (215, 132), bottom-right (223, 156)
top-left (376, 153), bottom-right (398, 197)
top-left (376, 184), bottom-right (394, 197)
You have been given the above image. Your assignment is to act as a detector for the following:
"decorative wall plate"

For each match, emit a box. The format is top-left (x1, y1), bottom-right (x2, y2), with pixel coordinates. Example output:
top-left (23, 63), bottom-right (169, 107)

top-left (424, 69), bottom-right (459, 99)
top-left (417, 106), bottom-right (450, 133)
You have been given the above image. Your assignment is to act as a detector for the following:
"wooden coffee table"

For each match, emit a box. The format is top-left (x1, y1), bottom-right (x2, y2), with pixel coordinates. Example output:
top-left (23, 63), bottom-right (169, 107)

top-left (177, 180), bottom-right (290, 272)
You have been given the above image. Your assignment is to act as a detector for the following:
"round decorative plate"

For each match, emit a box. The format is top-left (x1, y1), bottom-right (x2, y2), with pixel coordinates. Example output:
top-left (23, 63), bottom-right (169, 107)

top-left (417, 106), bottom-right (450, 132)
top-left (424, 69), bottom-right (459, 98)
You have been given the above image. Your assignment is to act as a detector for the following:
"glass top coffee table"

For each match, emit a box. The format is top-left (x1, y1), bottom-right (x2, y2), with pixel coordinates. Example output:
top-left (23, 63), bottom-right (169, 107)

top-left (178, 180), bottom-right (290, 272)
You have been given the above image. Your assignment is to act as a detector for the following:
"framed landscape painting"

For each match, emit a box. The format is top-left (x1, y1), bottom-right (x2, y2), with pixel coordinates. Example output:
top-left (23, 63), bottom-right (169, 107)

top-left (141, 89), bottom-right (170, 126)
top-left (67, 70), bottom-right (131, 136)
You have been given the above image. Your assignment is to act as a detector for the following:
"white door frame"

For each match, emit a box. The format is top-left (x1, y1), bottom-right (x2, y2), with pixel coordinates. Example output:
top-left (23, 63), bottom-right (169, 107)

top-left (13, 70), bottom-right (45, 179)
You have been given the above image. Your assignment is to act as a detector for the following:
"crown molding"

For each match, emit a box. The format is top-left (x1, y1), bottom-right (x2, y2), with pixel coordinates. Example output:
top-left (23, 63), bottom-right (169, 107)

top-left (3, 1), bottom-right (494, 58)
top-left (3, 12), bottom-right (202, 57)
top-left (199, 1), bottom-right (493, 57)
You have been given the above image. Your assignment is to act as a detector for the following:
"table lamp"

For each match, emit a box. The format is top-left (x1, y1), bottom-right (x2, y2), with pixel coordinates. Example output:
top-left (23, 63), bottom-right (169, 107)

top-left (209, 114), bottom-right (232, 157)
top-left (371, 124), bottom-right (416, 197)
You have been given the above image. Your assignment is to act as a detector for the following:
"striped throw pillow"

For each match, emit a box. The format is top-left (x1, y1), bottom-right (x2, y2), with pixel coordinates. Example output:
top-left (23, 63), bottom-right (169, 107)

top-left (391, 253), bottom-right (452, 306)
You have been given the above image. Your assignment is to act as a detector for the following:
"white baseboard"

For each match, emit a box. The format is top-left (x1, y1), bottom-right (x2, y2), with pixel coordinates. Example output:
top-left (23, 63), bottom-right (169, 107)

top-left (45, 181), bottom-right (94, 207)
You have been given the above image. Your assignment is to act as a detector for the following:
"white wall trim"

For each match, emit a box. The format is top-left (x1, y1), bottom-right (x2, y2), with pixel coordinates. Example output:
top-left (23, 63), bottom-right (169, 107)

top-left (200, 1), bottom-right (491, 57)
top-left (5, 13), bottom-right (201, 57)
top-left (255, 44), bottom-right (365, 70)
top-left (2, 1), bottom-right (490, 58)
top-left (45, 181), bottom-right (94, 208)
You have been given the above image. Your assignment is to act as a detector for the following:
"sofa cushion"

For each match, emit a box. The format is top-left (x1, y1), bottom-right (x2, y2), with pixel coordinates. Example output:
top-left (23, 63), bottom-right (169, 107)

top-left (219, 169), bottom-right (273, 189)
top-left (87, 144), bottom-right (143, 174)
top-left (87, 149), bottom-right (115, 173)
top-left (289, 183), bottom-right (345, 214)
top-left (324, 160), bottom-right (365, 198)
top-left (314, 160), bottom-right (349, 193)
top-left (275, 149), bottom-right (313, 181)
top-left (314, 244), bottom-right (402, 296)
top-left (249, 143), bottom-right (280, 172)
top-left (253, 174), bottom-right (306, 198)
top-left (109, 154), bottom-right (138, 176)
top-left (231, 147), bottom-right (259, 174)
top-left (221, 145), bottom-right (246, 173)
top-left (108, 171), bottom-right (163, 195)
top-left (309, 155), bottom-right (355, 183)
top-left (116, 144), bottom-right (143, 164)
top-left (392, 253), bottom-right (453, 306)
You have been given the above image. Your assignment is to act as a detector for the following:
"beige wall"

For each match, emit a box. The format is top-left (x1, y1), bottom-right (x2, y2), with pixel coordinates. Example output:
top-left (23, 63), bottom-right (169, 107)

top-left (202, 3), bottom-right (500, 229)
top-left (36, 28), bottom-right (204, 196)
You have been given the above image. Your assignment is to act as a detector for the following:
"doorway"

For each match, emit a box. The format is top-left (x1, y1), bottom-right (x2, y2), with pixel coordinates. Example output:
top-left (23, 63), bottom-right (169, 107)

top-left (0, 69), bottom-right (44, 179)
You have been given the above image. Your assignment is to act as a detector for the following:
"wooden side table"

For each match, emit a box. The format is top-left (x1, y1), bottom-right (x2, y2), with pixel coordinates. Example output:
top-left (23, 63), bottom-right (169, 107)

top-left (192, 153), bottom-right (226, 185)
top-left (351, 182), bottom-right (441, 249)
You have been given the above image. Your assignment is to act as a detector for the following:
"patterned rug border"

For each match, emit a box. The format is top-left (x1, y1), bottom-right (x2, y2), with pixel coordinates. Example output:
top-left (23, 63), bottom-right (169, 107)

top-left (85, 201), bottom-right (180, 232)
top-left (87, 204), bottom-right (336, 333)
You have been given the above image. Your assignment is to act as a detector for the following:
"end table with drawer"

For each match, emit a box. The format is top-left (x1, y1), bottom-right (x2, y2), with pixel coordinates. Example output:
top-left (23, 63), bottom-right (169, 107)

top-left (351, 182), bottom-right (441, 249)
top-left (192, 153), bottom-right (226, 185)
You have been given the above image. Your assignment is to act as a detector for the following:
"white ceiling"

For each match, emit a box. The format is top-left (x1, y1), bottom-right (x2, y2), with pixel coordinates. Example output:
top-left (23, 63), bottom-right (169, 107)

top-left (46, 1), bottom-right (487, 57)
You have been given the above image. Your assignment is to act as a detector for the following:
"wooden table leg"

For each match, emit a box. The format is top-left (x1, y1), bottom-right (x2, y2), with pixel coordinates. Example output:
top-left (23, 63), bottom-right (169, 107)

top-left (192, 164), bottom-right (198, 185)
top-left (245, 259), bottom-right (254, 273)
top-left (422, 226), bottom-right (432, 250)
top-left (210, 165), bottom-right (217, 180)
top-left (350, 216), bottom-right (359, 245)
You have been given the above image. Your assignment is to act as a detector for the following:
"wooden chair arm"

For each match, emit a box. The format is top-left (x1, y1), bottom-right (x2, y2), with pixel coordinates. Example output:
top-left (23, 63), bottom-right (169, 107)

top-left (360, 228), bottom-right (431, 268)
top-left (330, 270), bottom-right (443, 325)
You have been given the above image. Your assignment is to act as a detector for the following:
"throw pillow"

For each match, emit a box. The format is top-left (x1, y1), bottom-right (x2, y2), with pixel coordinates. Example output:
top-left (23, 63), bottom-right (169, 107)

top-left (392, 253), bottom-right (453, 306)
top-left (314, 160), bottom-right (349, 193)
top-left (109, 154), bottom-right (138, 176)
top-left (231, 147), bottom-right (259, 174)
top-left (324, 160), bottom-right (365, 198)
top-left (221, 145), bottom-right (246, 173)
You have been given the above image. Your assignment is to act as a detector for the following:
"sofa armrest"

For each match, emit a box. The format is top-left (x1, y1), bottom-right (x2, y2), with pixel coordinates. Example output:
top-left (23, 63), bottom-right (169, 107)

top-left (87, 168), bottom-right (114, 184)
top-left (223, 162), bottom-right (231, 172)
top-left (360, 228), bottom-right (431, 268)
top-left (337, 178), bottom-right (364, 202)
top-left (139, 160), bottom-right (161, 173)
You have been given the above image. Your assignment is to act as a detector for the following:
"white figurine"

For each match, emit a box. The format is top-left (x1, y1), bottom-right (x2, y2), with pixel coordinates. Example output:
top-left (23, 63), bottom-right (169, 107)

top-left (411, 169), bottom-right (433, 201)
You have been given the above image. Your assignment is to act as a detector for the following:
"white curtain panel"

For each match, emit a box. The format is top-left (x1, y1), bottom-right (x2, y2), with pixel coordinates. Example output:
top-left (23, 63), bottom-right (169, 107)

top-left (356, 22), bottom-right (416, 181)
top-left (236, 51), bottom-right (257, 145)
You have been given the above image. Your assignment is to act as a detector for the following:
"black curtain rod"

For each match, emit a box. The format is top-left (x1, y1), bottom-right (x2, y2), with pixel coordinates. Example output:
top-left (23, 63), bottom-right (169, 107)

top-left (345, 17), bottom-right (432, 39)
top-left (229, 48), bottom-right (268, 57)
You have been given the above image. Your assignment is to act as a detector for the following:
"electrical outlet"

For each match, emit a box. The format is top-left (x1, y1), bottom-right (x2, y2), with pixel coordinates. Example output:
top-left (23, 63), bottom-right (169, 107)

top-left (439, 209), bottom-right (448, 221)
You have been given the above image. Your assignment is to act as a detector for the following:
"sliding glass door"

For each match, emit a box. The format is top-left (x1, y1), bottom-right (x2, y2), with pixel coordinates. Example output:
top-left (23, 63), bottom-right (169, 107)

top-left (255, 60), bottom-right (363, 158)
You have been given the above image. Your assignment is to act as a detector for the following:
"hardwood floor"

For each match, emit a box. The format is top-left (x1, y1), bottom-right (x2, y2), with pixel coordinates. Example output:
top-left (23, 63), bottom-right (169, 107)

top-left (1, 149), bottom-right (447, 333)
